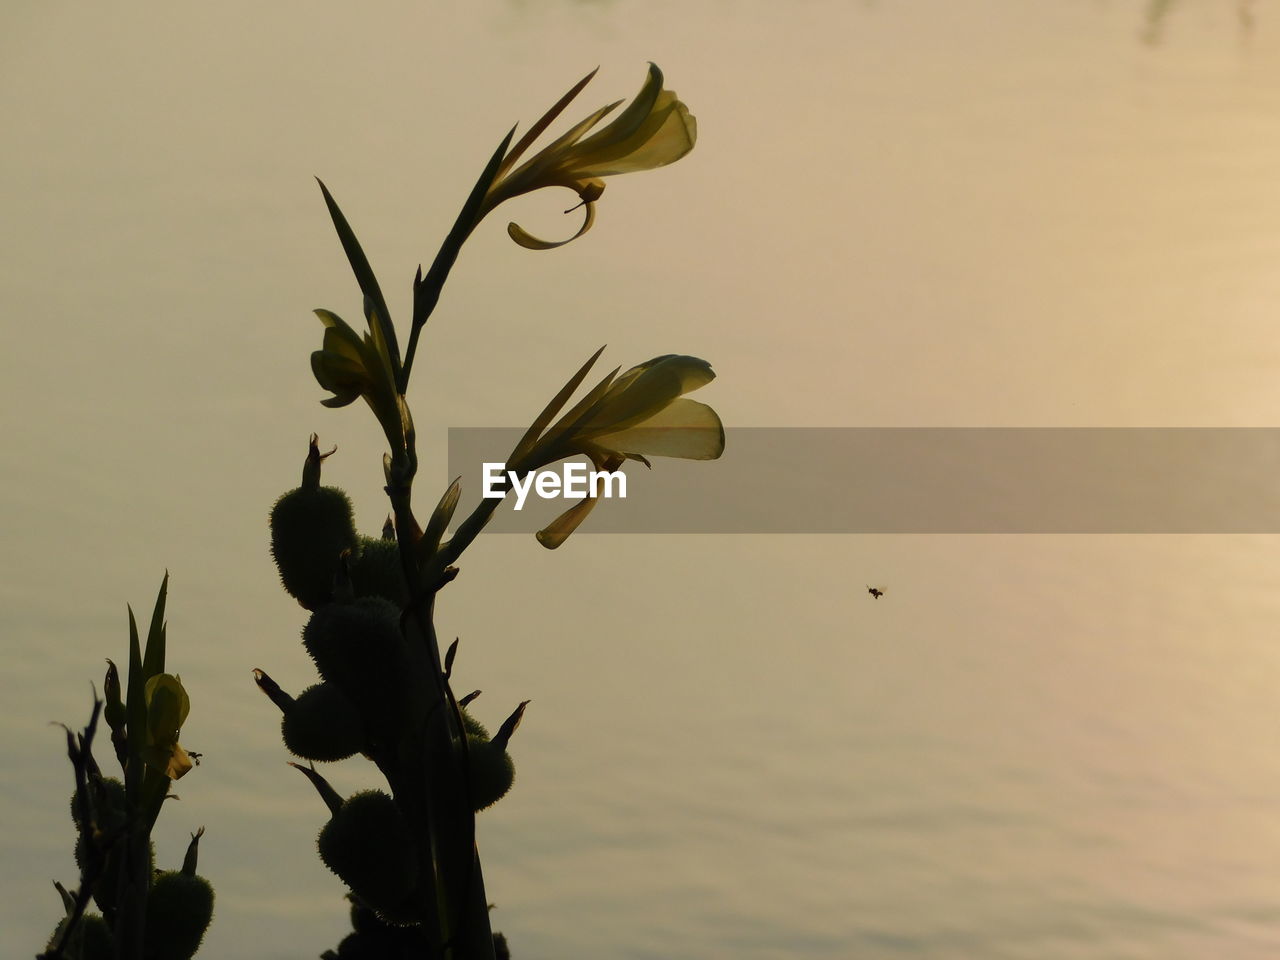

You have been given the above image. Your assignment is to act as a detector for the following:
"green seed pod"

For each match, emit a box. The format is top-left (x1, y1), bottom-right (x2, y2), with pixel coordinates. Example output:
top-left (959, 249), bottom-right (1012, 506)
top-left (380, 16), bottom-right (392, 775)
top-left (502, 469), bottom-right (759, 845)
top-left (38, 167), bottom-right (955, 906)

top-left (282, 683), bottom-right (366, 762)
top-left (270, 436), bottom-right (358, 610)
top-left (302, 597), bottom-right (409, 739)
top-left (145, 870), bottom-right (215, 960)
top-left (46, 912), bottom-right (113, 960)
top-left (467, 737), bottom-right (515, 812)
top-left (459, 707), bottom-right (488, 741)
top-left (348, 896), bottom-right (383, 936)
top-left (345, 895), bottom-right (432, 953)
top-left (71, 779), bottom-right (149, 915)
top-left (70, 776), bottom-right (126, 829)
top-left (460, 705), bottom-right (523, 812)
top-left (348, 535), bottom-right (408, 606)
top-left (318, 791), bottom-right (419, 924)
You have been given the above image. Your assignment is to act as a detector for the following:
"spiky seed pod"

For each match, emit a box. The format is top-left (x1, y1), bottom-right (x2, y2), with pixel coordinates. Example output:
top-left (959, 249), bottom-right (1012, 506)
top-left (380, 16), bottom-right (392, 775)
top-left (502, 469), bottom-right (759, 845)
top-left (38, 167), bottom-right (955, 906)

top-left (69, 776), bottom-right (126, 829)
top-left (343, 896), bottom-right (433, 955)
top-left (282, 683), bottom-right (366, 762)
top-left (460, 708), bottom-right (517, 812)
top-left (459, 707), bottom-right (488, 741)
top-left (73, 838), bottom-right (156, 917)
top-left (46, 912), bottom-right (114, 960)
top-left (347, 535), bottom-right (408, 606)
top-left (348, 896), bottom-right (383, 936)
top-left (302, 597), bottom-right (410, 739)
top-left (467, 738), bottom-right (516, 812)
top-left (270, 437), bottom-right (358, 610)
top-left (70, 778), bottom-right (150, 915)
top-left (145, 870), bottom-right (214, 960)
top-left (318, 791), bottom-right (419, 923)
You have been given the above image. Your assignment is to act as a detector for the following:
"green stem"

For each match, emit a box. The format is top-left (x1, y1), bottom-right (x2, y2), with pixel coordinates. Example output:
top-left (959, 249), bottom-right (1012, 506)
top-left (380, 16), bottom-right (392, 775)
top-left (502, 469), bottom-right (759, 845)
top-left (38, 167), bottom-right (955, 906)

top-left (384, 451), bottom-right (495, 960)
top-left (400, 216), bottom-right (477, 393)
top-left (400, 127), bottom-right (514, 393)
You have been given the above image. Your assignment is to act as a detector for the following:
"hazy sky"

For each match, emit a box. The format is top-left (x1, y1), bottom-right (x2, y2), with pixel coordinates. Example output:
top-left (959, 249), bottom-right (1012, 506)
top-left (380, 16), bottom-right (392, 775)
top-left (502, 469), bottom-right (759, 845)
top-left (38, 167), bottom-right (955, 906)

top-left (5, 3), bottom-right (1280, 957)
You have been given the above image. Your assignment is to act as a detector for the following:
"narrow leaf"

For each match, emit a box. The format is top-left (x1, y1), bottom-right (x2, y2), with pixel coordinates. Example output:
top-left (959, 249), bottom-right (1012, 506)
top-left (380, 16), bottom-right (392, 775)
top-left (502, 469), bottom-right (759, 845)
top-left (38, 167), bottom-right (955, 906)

top-left (491, 701), bottom-right (530, 752)
top-left (252, 668), bottom-right (295, 714)
top-left (421, 477), bottom-right (462, 558)
top-left (411, 126), bottom-right (518, 339)
top-left (289, 762), bottom-right (344, 817)
top-left (141, 572), bottom-right (168, 680)
top-left (316, 178), bottom-right (401, 371)
top-left (125, 605), bottom-right (146, 792)
top-left (498, 68), bottom-right (599, 178)
top-left (509, 346), bottom-right (608, 466)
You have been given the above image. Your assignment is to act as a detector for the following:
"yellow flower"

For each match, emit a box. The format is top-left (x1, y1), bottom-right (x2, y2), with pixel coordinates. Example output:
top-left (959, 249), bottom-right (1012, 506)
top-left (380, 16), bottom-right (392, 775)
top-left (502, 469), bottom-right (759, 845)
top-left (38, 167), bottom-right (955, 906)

top-left (480, 63), bottom-right (697, 249)
top-left (310, 306), bottom-right (411, 456)
top-left (510, 349), bottom-right (724, 547)
top-left (142, 673), bottom-right (193, 780)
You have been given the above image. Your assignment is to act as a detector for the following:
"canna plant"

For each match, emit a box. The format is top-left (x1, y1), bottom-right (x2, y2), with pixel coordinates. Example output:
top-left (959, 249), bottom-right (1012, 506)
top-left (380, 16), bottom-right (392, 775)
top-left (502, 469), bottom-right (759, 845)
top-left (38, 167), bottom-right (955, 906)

top-left (255, 63), bottom-right (723, 959)
top-left (43, 576), bottom-right (213, 960)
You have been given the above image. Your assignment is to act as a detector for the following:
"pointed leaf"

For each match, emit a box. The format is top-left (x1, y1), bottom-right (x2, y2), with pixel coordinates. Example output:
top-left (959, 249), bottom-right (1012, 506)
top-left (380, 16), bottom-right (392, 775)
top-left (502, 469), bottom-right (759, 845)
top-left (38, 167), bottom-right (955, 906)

top-left (125, 604), bottom-right (146, 791)
top-left (411, 125), bottom-right (519, 342)
top-left (141, 572), bottom-right (168, 680)
top-left (491, 701), bottom-right (530, 751)
top-left (498, 68), bottom-right (599, 178)
top-left (509, 346), bottom-right (607, 466)
top-left (289, 762), bottom-right (344, 817)
top-left (524, 364), bottom-right (621, 466)
top-left (421, 477), bottom-right (462, 557)
top-left (316, 178), bottom-right (400, 371)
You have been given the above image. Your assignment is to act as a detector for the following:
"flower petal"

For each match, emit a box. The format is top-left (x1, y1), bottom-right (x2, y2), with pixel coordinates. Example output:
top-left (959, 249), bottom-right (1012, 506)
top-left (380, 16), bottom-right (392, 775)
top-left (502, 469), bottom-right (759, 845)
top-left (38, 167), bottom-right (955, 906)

top-left (572, 92), bottom-right (697, 178)
top-left (487, 101), bottom-right (620, 210)
top-left (591, 398), bottom-right (724, 460)
top-left (580, 355), bottom-right (715, 436)
top-left (574, 63), bottom-right (665, 155)
top-left (535, 495), bottom-right (601, 550)
top-left (507, 196), bottom-right (597, 250)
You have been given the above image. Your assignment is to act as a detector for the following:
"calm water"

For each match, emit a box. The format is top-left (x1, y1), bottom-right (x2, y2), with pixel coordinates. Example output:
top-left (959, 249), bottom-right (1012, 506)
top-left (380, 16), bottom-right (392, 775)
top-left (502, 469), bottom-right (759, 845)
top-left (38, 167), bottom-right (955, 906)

top-left (5, 2), bottom-right (1280, 958)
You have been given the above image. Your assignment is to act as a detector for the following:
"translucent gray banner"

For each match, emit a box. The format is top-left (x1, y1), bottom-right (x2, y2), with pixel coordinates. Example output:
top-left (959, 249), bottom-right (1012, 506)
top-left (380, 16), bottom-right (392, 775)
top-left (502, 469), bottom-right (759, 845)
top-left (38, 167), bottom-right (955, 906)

top-left (445, 428), bottom-right (1280, 533)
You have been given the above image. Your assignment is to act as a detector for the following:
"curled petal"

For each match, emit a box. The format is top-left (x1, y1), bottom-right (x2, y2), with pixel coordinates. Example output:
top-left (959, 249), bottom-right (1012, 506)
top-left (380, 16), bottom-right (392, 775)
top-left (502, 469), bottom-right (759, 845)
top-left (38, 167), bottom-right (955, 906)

top-left (508, 198), bottom-right (597, 251)
top-left (535, 488), bottom-right (602, 549)
top-left (536, 452), bottom-right (625, 548)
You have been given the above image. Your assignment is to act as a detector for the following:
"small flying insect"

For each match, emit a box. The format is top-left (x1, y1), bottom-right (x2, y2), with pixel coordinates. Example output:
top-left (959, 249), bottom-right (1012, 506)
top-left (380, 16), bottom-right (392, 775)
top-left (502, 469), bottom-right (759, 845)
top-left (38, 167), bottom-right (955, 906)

top-left (867, 586), bottom-right (884, 599)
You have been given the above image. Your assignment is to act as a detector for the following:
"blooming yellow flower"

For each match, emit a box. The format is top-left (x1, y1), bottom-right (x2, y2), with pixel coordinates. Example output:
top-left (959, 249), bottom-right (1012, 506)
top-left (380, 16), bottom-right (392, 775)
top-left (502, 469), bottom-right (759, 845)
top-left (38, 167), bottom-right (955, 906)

top-left (310, 306), bottom-right (411, 456)
top-left (509, 350), bottom-right (723, 547)
top-left (142, 673), bottom-right (194, 780)
top-left (480, 63), bottom-right (697, 249)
